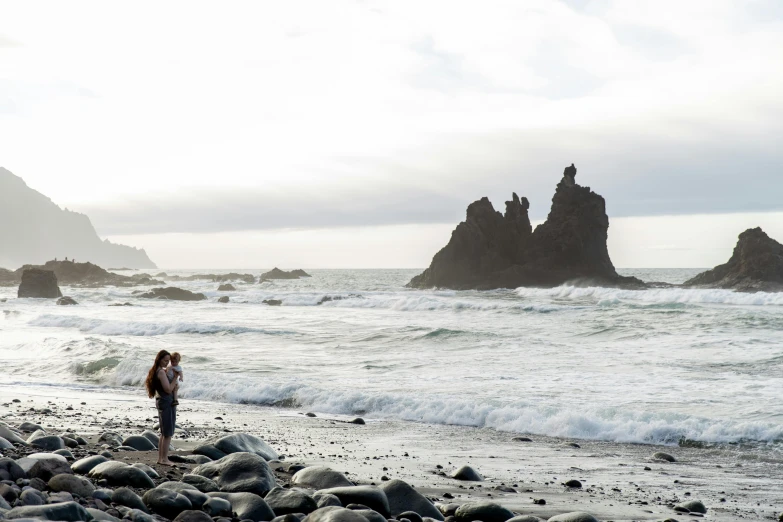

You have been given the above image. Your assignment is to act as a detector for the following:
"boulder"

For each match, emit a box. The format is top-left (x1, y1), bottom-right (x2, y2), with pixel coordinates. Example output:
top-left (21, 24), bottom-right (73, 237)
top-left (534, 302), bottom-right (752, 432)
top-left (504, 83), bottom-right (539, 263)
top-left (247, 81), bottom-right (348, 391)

top-left (291, 466), bottom-right (353, 489)
top-left (181, 473), bottom-right (219, 493)
top-left (652, 452), bottom-right (676, 462)
top-left (317, 486), bottom-right (390, 518)
top-left (546, 513), bottom-right (599, 522)
top-left (88, 461), bottom-right (155, 488)
top-left (260, 268), bottom-right (309, 280)
top-left (0, 457), bottom-right (26, 481)
top-left (137, 287), bottom-right (207, 301)
top-left (87, 508), bottom-right (122, 522)
top-left (97, 432), bottom-right (123, 447)
top-left (207, 491), bottom-right (275, 522)
top-left (0, 436), bottom-right (14, 450)
top-left (351, 509), bottom-right (387, 522)
top-left (217, 296), bottom-right (230, 303)
top-left (0, 425), bottom-right (27, 445)
top-left (407, 167), bottom-right (644, 290)
top-left (48, 473), bottom-right (95, 498)
top-left (17, 269), bottom-right (62, 298)
top-left (16, 453), bottom-right (72, 481)
top-left (192, 452), bottom-right (277, 496)
top-left (217, 284), bottom-right (236, 291)
top-left (19, 488), bottom-right (45, 505)
top-left (454, 502), bottom-right (514, 522)
top-left (212, 433), bottom-right (279, 460)
top-left (201, 496), bottom-right (232, 517)
top-left (131, 463), bottom-right (160, 479)
top-left (28, 435), bottom-right (65, 452)
top-left (111, 487), bottom-right (148, 512)
top-left (157, 481), bottom-right (208, 508)
top-left (143, 488), bottom-right (193, 519)
top-left (192, 444), bottom-right (227, 461)
top-left (264, 486), bottom-right (318, 515)
top-left (57, 296), bottom-right (78, 305)
top-left (140, 430), bottom-right (160, 448)
top-left (450, 465), bottom-right (483, 481)
top-left (674, 500), bottom-right (707, 514)
top-left (379, 479), bottom-right (443, 520)
top-left (55, 449), bottom-right (75, 460)
top-left (263, 299), bottom-right (283, 306)
top-left (685, 227), bottom-right (783, 292)
top-left (304, 506), bottom-right (369, 522)
top-left (312, 492), bottom-right (342, 508)
top-left (0, 483), bottom-right (18, 503)
top-left (4, 501), bottom-right (90, 521)
top-left (18, 422), bottom-right (43, 433)
top-left (121, 436), bottom-right (156, 451)
top-left (71, 455), bottom-right (108, 475)
top-left (173, 511), bottom-right (214, 522)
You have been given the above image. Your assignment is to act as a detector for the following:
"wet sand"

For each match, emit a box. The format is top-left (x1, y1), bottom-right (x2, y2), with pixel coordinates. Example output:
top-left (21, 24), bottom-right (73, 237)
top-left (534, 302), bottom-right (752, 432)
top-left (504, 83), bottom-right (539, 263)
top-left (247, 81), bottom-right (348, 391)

top-left (1, 383), bottom-right (781, 521)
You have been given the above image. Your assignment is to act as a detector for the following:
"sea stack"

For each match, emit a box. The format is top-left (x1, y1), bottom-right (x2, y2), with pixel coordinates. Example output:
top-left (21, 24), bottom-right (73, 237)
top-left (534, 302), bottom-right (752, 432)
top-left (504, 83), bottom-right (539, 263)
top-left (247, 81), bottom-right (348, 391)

top-left (685, 227), bottom-right (783, 292)
top-left (408, 165), bottom-right (643, 290)
top-left (18, 268), bottom-right (63, 298)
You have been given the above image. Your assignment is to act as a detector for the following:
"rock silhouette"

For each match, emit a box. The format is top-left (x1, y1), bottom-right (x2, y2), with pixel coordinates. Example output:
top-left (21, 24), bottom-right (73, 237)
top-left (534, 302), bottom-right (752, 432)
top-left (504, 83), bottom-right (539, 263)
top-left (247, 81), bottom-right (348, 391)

top-left (685, 227), bottom-right (783, 292)
top-left (408, 166), bottom-right (643, 290)
top-left (17, 269), bottom-right (63, 298)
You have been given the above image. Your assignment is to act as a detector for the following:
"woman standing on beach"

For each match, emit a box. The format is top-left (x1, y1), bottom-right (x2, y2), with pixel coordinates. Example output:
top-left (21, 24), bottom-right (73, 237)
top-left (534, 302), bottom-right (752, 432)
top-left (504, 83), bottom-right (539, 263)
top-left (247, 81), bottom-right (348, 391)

top-left (145, 349), bottom-right (178, 465)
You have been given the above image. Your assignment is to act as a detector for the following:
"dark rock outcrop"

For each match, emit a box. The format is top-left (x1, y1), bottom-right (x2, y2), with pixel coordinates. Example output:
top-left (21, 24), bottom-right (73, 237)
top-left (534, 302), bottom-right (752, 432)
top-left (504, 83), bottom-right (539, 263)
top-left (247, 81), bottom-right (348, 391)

top-left (217, 296), bottom-right (230, 303)
top-left (217, 284), bottom-right (236, 291)
top-left (192, 452), bottom-right (277, 496)
top-left (685, 228), bottom-right (783, 292)
top-left (211, 433), bottom-right (279, 460)
top-left (57, 296), bottom-right (78, 305)
top-left (137, 287), bottom-right (207, 301)
top-left (408, 166), bottom-right (643, 290)
top-left (260, 268), bottom-right (311, 280)
top-left (17, 268), bottom-right (62, 298)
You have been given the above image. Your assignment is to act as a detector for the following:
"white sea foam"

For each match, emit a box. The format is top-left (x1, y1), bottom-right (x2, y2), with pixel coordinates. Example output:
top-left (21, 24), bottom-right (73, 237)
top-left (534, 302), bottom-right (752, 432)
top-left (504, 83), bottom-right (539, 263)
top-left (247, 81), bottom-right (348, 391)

top-left (516, 285), bottom-right (783, 306)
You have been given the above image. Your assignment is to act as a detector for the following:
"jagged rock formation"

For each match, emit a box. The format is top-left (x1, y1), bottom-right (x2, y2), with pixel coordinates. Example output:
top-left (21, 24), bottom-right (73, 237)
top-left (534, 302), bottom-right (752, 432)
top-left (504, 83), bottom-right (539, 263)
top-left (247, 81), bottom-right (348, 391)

top-left (18, 269), bottom-right (62, 298)
top-left (408, 166), bottom-right (643, 290)
top-left (0, 167), bottom-right (156, 269)
top-left (0, 260), bottom-right (163, 287)
top-left (685, 228), bottom-right (783, 292)
top-left (260, 268), bottom-right (311, 280)
top-left (138, 287), bottom-right (207, 301)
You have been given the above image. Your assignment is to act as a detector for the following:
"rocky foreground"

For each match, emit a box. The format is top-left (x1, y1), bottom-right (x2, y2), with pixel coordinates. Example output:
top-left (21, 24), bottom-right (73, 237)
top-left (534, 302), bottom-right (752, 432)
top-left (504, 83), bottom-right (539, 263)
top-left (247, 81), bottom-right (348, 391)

top-left (1, 390), bottom-right (780, 522)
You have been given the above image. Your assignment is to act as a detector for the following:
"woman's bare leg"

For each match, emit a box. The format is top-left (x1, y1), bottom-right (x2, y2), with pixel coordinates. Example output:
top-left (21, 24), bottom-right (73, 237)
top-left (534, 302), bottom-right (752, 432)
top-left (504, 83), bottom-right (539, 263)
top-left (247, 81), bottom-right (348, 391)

top-left (158, 435), bottom-right (173, 465)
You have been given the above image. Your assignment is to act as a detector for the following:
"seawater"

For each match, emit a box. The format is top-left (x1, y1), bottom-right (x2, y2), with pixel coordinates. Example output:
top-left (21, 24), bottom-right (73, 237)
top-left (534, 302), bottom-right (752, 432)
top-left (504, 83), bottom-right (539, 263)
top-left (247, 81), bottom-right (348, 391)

top-left (2, 268), bottom-right (782, 448)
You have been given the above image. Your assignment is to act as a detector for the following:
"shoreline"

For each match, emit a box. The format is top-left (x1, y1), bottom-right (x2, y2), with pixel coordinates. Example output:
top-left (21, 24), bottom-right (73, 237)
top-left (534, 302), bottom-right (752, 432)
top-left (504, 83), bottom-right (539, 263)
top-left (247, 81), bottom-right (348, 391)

top-left (2, 384), bottom-right (781, 521)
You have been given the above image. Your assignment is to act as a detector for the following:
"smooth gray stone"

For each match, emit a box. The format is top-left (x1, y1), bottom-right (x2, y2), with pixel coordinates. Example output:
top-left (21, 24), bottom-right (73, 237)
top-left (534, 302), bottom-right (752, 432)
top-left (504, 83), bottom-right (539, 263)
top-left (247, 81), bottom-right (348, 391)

top-left (48, 474), bottom-right (95, 498)
top-left (212, 433), bottom-right (279, 461)
top-left (156, 482), bottom-right (207, 508)
top-left (506, 516), bottom-right (546, 522)
top-left (292, 467), bottom-right (353, 489)
top-left (0, 427), bottom-right (26, 446)
top-left (53, 449), bottom-right (75, 461)
top-left (71, 456), bottom-right (108, 475)
top-left (450, 466), bottom-right (483, 481)
top-left (140, 431), bottom-right (159, 449)
top-left (272, 515), bottom-right (302, 522)
top-left (264, 486), bottom-right (317, 515)
top-left (169, 454), bottom-right (212, 465)
top-left (317, 487), bottom-right (389, 518)
top-left (16, 454), bottom-right (72, 481)
top-left (675, 500), bottom-right (707, 514)
top-left (652, 452), bottom-right (676, 462)
top-left (173, 510), bottom-right (213, 522)
top-left (17, 423), bottom-right (43, 434)
top-left (130, 463), bottom-right (159, 479)
top-left (88, 462), bottom-right (155, 488)
top-left (351, 509), bottom-right (386, 522)
top-left (546, 513), bottom-right (600, 522)
top-left (207, 492), bottom-right (275, 522)
top-left (28, 436), bottom-right (64, 452)
top-left (5, 501), bottom-right (90, 521)
top-left (181, 474), bottom-right (219, 493)
top-left (48, 491), bottom-right (75, 503)
top-left (192, 444), bottom-right (227, 461)
top-left (143, 489), bottom-right (192, 520)
top-left (379, 479), bottom-right (443, 520)
top-left (312, 492), bottom-right (341, 508)
top-left (454, 502), bottom-right (514, 522)
top-left (91, 489), bottom-right (113, 503)
top-left (126, 508), bottom-right (156, 522)
top-left (202, 496), bottom-right (232, 517)
top-left (304, 506), bottom-right (369, 522)
top-left (86, 507), bottom-right (121, 522)
top-left (112, 487), bottom-right (148, 513)
top-left (19, 489), bottom-right (45, 506)
top-left (121, 436), bottom-right (155, 452)
top-left (192, 452), bottom-right (276, 496)
top-left (97, 432), bottom-right (123, 447)
top-left (0, 458), bottom-right (26, 482)
top-left (0, 483), bottom-right (17, 504)
top-left (398, 512), bottom-right (423, 522)
top-left (62, 438), bottom-right (79, 449)
top-left (0, 494), bottom-right (12, 510)
top-left (0, 437), bottom-right (14, 450)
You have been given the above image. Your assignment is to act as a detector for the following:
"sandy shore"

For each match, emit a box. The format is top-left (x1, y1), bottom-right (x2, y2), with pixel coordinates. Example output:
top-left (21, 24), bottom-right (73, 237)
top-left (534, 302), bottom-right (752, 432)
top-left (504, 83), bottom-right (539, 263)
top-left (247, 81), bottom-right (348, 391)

top-left (1, 383), bottom-right (781, 521)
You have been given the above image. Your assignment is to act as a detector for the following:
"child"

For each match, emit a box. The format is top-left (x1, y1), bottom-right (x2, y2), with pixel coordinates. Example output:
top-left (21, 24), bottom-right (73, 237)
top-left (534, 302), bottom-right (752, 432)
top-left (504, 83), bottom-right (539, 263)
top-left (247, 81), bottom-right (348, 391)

top-left (166, 352), bottom-right (184, 406)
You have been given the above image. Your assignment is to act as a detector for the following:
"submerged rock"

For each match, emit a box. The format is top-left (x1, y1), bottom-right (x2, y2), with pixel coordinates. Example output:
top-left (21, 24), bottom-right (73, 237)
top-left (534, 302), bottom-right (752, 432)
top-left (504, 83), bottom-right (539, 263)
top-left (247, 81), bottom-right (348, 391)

top-left (217, 283), bottom-right (236, 291)
top-left (137, 287), bottom-right (207, 301)
top-left (217, 296), bottom-right (230, 303)
top-left (18, 268), bottom-right (62, 298)
top-left (57, 296), bottom-right (78, 305)
top-left (685, 227), bottom-right (783, 292)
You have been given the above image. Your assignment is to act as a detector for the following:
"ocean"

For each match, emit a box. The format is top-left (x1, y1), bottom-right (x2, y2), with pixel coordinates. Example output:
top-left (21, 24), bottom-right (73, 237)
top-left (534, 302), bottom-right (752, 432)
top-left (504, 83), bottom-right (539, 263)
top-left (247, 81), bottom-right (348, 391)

top-left (2, 268), bottom-right (782, 450)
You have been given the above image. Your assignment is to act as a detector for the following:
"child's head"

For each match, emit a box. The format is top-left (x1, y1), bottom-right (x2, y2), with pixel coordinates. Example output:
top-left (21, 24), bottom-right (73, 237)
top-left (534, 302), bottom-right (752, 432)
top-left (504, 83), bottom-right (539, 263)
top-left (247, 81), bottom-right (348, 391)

top-left (171, 352), bottom-right (181, 365)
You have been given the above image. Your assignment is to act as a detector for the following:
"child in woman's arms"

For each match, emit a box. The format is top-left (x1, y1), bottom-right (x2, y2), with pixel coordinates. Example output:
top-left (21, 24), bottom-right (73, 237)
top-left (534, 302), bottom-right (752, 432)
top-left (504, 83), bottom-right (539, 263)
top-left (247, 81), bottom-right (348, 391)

top-left (166, 352), bottom-right (184, 406)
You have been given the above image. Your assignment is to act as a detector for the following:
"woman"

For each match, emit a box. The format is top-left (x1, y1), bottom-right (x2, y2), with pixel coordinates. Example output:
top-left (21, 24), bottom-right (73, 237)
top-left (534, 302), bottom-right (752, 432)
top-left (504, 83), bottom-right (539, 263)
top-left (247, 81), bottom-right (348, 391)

top-left (145, 349), bottom-right (179, 465)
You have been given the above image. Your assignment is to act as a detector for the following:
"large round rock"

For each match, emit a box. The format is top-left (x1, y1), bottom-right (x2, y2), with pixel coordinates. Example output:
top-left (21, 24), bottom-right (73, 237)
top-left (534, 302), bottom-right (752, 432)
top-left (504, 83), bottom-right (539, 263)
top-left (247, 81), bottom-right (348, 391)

top-left (292, 466), bottom-right (353, 489)
top-left (379, 479), bottom-right (443, 520)
top-left (192, 452), bottom-right (276, 495)
top-left (28, 435), bottom-right (65, 451)
top-left (0, 457), bottom-right (26, 481)
top-left (547, 513), bottom-right (599, 522)
top-left (88, 461), bottom-right (155, 488)
top-left (4, 501), bottom-right (89, 521)
top-left (264, 486), bottom-right (318, 515)
top-left (207, 491), bottom-right (275, 521)
top-left (157, 481), bottom-right (208, 508)
top-left (18, 268), bottom-right (62, 298)
top-left (182, 473), bottom-right (219, 492)
top-left (0, 435), bottom-right (14, 449)
top-left (675, 500), bottom-right (707, 514)
top-left (454, 502), bottom-right (514, 522)
top-left (0, 425), bottom-right (27, 445)
top-left (451, 465), bottom-right (483, 481)
top-left (173, 511), bottom-right (214, 522)
top-left (202, 496), bottom-right (232, 517)
top-left (16, 453), bottom-right (72, 481)
top-left (304, 506), bottom-right (371, 522)
top-left (122, 435), bottom-right (156, 451)
top-left (193, 444), bottom-right (227, 461)
top-left (71, 455), bottom-right (108, 475)
top-left (112, 487), bottom-right (149, 512)
top-left (48, 473), bottom-right (95, 498)
top-left (143, 488), bottom-right (193, 519)
top-left (212, 433), bottom-right (279, 460)
top-left (318, 486), bottom-right (390, 518)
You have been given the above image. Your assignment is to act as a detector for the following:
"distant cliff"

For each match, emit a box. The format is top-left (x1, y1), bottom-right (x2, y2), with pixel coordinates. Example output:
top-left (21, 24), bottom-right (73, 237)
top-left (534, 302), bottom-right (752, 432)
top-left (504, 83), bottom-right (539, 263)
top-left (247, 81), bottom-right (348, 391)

top-left (408, 165), bottom-right (643, 290)
top-left (0, 167), bottom-right (156, 269)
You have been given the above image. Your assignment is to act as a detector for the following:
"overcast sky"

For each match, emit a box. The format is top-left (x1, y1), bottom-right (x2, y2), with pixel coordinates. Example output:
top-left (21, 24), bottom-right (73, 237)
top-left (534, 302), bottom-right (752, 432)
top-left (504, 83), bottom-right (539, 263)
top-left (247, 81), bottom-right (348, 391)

top-left (2, 0), bottom-right (782, 268)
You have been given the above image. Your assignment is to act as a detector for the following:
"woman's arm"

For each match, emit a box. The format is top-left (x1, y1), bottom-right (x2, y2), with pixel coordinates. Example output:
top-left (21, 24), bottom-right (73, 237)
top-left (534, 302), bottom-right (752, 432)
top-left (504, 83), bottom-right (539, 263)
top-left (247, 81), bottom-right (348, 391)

top-left (157, 369), bottom-right (177, 394)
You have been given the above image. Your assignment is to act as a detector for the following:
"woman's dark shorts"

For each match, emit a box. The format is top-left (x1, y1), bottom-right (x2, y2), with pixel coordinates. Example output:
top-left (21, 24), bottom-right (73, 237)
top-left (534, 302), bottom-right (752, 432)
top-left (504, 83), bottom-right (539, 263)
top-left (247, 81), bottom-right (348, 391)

top-left (156, 394), bottom-right (176, 437)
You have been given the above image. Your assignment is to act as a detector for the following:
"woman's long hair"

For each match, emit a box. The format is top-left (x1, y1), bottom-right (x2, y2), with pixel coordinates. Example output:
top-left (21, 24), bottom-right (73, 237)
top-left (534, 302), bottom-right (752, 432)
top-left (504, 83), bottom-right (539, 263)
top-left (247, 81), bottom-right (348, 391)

top-left (145, 350), bottom-right (171, 398)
